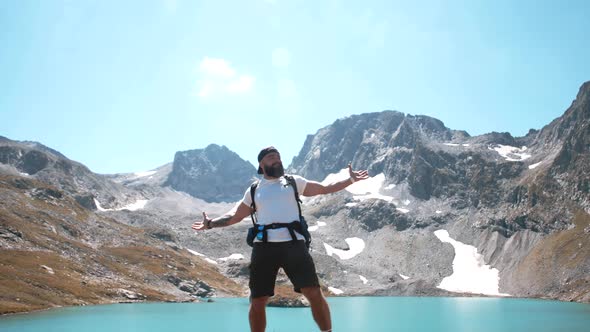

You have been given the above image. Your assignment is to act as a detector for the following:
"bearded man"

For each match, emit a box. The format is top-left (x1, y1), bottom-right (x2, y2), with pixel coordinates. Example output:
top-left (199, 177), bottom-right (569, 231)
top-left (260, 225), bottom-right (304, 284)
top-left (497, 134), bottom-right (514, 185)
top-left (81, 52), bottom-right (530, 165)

top-left (192, 146), bottom-right (369, 332)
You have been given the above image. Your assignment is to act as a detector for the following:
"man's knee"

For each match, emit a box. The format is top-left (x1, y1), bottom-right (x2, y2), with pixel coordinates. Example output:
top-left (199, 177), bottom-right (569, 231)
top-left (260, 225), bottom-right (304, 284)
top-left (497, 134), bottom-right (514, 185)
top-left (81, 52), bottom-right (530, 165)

top-left (250, 296), bottom-right (269, 311)
top-left (301, 286), bottom-right (323, 301)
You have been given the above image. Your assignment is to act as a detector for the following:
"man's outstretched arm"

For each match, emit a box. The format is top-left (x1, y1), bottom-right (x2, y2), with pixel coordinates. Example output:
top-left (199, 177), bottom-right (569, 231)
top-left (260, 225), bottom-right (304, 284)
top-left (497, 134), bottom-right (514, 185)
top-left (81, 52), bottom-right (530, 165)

top-left (302, 164), bottom-right (369, 197)
top-left (192, 202), bottom-right (252, 231)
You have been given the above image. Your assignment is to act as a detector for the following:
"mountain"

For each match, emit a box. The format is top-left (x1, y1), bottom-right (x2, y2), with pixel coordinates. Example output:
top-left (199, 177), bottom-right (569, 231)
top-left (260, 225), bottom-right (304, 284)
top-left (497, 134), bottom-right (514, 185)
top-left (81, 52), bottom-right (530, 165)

top-left (164, 144), bottom-right (257, 203)
top-left (0, 137), bottom-right (142, 210)
top-left (285, 81), bottom-right (590, 301)
top-left (0, 140), bottom-right (257, 315)
top-left (1, 81), bottom-right (589, 314)
top-left (287, 84), bottom-right (590, 235)
top-left (0, 174), bottom-right (243, 314)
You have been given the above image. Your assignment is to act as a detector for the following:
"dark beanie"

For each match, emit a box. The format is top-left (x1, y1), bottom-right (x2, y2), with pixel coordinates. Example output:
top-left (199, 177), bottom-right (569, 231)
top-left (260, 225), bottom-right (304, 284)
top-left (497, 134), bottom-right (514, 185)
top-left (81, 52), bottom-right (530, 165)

top-left (257, 146), bottom-right (279, 174)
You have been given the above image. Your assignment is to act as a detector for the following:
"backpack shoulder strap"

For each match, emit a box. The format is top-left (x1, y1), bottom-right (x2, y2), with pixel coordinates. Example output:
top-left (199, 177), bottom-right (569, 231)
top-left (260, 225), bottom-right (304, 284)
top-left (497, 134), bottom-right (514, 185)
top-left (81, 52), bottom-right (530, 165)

top-left (284, 175), bottom-right (312, 248)
top-left (284, 175), bottom-right (303, 216)
top-left (249, 181), bottom-right (259, 225)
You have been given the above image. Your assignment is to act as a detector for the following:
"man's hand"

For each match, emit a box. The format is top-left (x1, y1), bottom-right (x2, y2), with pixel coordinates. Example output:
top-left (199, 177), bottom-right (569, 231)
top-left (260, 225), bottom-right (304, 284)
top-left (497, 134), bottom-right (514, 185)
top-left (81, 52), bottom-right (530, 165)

top-left (348, 163), bottom-right (369, 183)
top-left (192, 212), bottom-right (212, 231)
top-left (190, 203), bottom-right (252, 233)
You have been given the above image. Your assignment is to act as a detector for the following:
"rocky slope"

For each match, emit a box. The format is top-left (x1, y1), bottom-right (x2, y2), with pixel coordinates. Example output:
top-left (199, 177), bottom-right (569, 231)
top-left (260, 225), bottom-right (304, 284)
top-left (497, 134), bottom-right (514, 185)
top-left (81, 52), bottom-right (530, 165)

top-left (0, 138), bottom-right (142, 210)
top-left (0, 175), bottom-right (244, 314)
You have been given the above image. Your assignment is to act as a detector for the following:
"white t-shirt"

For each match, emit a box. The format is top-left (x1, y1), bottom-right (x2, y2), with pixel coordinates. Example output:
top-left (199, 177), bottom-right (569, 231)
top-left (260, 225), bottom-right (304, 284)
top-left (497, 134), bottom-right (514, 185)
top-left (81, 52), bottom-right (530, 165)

top-left (241, 175), bottom-right (308, 242)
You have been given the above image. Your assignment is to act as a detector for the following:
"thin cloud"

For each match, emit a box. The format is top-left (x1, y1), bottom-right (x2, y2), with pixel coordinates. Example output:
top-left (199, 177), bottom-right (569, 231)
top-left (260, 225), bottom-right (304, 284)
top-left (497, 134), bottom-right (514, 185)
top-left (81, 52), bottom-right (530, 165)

top-left (199, 57), bottom-right (236, 78)
top-left (227, 75), bottom-right (255, 94)
top-left (195, 57), bottom-right (255, 99)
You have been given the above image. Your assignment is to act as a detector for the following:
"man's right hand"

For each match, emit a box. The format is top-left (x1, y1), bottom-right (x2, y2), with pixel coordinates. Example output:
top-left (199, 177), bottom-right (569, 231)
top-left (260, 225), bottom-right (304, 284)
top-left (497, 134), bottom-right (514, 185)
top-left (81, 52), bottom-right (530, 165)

top-left (192, 212), bottom-right (212, 231)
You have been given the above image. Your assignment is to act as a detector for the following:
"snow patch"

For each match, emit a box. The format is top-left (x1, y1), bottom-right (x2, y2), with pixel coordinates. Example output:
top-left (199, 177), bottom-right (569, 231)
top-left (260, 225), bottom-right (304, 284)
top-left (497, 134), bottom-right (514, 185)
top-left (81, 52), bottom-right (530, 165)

top-left (396, 208), bottom-right (410, 214)
top-left (188, 249), bottom-right (224, 266)
top-left (328, 287), bottom-right (344, 295)
top-left (346, 173), bottom-right (386, 195)
top-left (94, 199), bottom-right (149, 212)
top-left (187, 249), bottom-right (205, 257)
top-left (324, 238), bottom-right (365, 260)
top-left (119, 200), bottom-right (149, 211)
top-left (359, 275), bottom-right (368, 284)
top-left (308, 221), bottom-right (327, 232)
top-left (444, 143), bottom-right (469, 147)
top-left (323, 170), bottom-right (394, 203)
top-left (353, 193), bottom-right (394, 202)
top-left (436, 210), bottom-right (442, 214)
top-left (528, 162), bottom-right (542, 169)
top-left (384, 184), bottom-right (396, 190)
top-left (403, 200), bottom-right (411, 206)
top-left (134, 170), bottom-right (157, 178)
top-left (94, 199), bottom-right (109, 212)
top-left (399, 274), bottom-right (410, 280)
top-left (345, 202), bottom-right (358, 208)
top-left (219, 254), bottom-right (244, 262)
top-left (204, 258), bottom-right (218, 265)
top-left (434, 230), bottom-right (509, 296)
top-left (489, 144), bottom-right (531, 162)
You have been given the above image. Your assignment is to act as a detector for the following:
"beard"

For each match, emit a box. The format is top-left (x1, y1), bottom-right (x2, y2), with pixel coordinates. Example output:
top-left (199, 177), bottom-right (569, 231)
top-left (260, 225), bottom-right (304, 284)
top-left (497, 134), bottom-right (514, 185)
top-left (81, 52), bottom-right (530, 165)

top-left (263, 162), bottom-right (285, 178)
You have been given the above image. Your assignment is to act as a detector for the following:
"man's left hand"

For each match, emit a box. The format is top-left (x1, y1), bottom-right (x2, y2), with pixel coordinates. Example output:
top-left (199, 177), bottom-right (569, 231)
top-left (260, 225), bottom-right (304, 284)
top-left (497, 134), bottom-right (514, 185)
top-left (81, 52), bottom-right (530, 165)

top-left (348, 163), bottom-right (369, 183)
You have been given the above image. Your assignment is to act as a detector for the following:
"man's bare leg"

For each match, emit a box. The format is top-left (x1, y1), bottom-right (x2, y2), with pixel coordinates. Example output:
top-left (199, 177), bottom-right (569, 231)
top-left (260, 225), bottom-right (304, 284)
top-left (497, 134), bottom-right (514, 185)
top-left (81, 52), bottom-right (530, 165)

top-left (301, 287), bottom-right (331, 331)
top-left (249, 296), bottom-right (269, 332)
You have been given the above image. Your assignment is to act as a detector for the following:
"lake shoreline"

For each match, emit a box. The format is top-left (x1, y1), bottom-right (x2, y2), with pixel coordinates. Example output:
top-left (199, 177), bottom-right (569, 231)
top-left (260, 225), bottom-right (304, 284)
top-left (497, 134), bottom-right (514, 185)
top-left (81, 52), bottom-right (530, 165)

top-left (2, 292), bottom-right (585, 317)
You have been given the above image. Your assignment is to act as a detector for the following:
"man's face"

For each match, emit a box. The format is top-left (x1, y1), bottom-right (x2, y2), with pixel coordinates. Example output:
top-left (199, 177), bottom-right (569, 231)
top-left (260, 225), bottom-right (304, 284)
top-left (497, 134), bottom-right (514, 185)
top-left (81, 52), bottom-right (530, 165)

top-left (260, 152), bottom-right (284, 178)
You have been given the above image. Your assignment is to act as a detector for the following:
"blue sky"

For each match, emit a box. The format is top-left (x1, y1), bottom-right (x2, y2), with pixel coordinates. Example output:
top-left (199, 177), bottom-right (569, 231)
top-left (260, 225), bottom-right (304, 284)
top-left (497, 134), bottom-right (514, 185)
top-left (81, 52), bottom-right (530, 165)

top-left (1, 0), bottom-right (589, 174)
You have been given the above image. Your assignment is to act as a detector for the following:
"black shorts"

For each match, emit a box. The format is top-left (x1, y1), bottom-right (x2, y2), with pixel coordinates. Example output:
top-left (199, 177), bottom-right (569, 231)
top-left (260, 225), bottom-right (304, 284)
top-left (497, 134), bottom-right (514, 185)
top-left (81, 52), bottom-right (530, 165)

top-left (249, 240), bottom-right (320, 298)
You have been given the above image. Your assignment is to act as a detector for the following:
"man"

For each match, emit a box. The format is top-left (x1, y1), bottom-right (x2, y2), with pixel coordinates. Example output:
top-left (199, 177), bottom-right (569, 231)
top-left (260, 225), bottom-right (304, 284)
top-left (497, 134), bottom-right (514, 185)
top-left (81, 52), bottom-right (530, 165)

top-left (192, 146), bottom-right (369, 332)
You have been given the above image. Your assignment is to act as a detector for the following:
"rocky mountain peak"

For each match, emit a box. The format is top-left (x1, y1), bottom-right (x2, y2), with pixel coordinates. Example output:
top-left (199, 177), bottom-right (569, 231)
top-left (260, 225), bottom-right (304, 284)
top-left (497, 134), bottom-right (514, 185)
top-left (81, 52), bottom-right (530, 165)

top-left (575, 80), bottom-right (590, 103)
top-left (532, 81), bottom-right (590, 150)
top-left (22, 141), bottom-right (68, 159)
top-left (404, 114), bottom-right (456, 141)
top-left (164, 144), bottom-right (256, 202)
top-left (288, 111), bottom-right (457, 181)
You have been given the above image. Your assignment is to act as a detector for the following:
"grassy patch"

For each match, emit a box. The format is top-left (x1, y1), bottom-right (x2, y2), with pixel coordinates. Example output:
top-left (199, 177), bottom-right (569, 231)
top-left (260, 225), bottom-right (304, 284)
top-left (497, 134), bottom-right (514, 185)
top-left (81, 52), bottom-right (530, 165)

top-left (514, 210), bottom-right (590, 300)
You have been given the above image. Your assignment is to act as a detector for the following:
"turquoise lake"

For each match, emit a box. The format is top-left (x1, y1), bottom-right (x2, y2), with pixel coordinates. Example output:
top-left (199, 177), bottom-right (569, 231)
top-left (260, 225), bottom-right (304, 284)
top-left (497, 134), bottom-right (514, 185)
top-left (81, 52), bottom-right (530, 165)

top-left (1, 297), bottom-right (589, 332)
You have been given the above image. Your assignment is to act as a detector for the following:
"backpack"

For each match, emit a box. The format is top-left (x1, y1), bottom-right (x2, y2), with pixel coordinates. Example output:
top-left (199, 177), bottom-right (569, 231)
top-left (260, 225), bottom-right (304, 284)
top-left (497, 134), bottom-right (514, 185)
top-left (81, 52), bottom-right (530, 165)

top-left (246, 175), bottom-right (312, 249)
